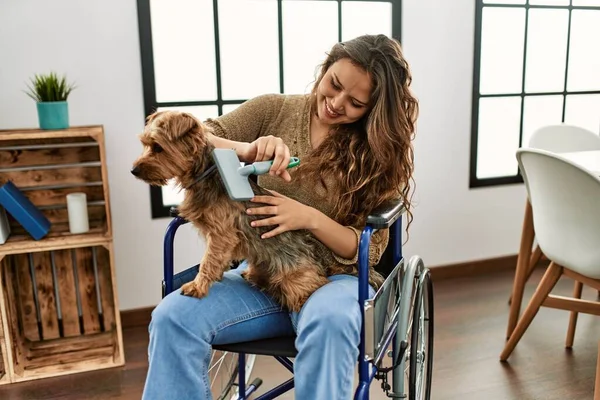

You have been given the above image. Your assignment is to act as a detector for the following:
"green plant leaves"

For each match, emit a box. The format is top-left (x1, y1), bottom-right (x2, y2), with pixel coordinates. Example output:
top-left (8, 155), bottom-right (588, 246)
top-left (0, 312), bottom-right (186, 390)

top-left (24, 72), bottom-right (76, 102)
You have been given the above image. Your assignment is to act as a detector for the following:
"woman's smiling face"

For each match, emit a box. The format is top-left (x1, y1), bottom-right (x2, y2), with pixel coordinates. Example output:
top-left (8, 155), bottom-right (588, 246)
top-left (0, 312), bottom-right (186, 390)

top-left (315, 58), bottom-right (372, 125)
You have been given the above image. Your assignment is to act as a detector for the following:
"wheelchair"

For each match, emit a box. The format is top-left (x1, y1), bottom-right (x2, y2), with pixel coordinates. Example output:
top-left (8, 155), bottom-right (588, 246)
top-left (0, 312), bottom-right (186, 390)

top-left (162, 199), bottom-right (434, 400)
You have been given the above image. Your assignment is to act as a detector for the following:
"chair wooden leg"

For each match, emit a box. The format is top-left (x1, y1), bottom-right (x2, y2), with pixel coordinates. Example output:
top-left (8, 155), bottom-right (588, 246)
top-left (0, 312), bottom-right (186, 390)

top-left (507, 201), bottom-right (536, 339)
top-left (595, 341), bottom-right (600, 400)
top-left (501, 262), bottom-right (563, 361)
top-left (566, 280), bottom-right (584, 348)
top-left (508, 245), bottom-right (543, 305)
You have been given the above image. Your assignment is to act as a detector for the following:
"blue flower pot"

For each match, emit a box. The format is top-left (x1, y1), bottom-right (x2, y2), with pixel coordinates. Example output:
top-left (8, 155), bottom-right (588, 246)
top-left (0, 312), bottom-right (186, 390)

top-left (37, 101), bottom-right (69, 130)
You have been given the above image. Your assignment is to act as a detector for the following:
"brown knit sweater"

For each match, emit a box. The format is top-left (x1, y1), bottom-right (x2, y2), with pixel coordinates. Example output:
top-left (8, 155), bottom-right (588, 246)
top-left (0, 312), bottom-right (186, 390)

top-left (204, 93), bottom-right (388, 289)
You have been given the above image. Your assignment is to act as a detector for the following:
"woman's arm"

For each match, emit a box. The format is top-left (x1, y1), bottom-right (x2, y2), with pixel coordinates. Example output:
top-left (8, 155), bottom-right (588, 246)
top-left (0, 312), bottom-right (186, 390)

top-left (207, 132), bottom-right (251, 161)
top-left (306, 208), bottom-right (358, 260)
top-left (203, 93), bottom-right (284, 162)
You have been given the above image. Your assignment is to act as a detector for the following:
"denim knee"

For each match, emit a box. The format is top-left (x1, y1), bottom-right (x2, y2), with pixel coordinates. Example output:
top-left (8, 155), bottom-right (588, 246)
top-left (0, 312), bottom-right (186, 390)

top-left (297, 287), bottom-right (362, 344)
top-left (149, 292), bottom-right (180, 331)
top-left (148, 290), bottom-right (211, 347)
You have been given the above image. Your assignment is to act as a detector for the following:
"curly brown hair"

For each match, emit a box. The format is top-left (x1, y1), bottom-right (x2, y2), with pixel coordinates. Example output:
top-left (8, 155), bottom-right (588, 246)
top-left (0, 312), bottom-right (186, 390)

top-left (296, 34), bottom-right (419, 234)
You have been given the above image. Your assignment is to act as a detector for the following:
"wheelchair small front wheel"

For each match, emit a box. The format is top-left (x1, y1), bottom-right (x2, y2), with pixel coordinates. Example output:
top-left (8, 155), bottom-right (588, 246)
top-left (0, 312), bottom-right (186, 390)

top-left (408, 269), bottom-right (434, 400)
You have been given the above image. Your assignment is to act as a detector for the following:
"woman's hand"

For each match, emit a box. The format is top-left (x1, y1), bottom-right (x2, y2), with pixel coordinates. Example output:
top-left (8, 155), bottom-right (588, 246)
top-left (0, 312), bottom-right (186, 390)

top-left (241, 135), bottom-right (292, 182)
top-left (247, 191), bottom-right (317, 239)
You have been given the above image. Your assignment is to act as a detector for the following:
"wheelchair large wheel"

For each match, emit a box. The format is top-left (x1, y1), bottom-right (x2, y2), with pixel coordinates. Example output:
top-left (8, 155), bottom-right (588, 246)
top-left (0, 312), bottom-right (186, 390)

top-left (208, 351), bottom-right (256, 399)
top-left (408, 269), bottom-right (434, 400)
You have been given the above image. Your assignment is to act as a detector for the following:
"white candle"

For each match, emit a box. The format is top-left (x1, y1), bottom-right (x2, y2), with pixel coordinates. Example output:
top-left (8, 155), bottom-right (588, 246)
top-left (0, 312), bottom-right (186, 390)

top-left (66, 192), bottom-right (90, 234)
top-left (0, 206), bottom-right (10, 244)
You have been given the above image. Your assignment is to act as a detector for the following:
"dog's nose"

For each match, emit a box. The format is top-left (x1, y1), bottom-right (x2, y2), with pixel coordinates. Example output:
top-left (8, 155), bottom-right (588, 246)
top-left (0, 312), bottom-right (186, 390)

top-left (131, 166), bottom-right (141, 176)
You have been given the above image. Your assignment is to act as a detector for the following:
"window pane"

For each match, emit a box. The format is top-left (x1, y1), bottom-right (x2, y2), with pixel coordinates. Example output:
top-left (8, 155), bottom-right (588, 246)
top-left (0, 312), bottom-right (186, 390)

top-left (525, 9), bottom-right (569, 93)
top-left (222, 104), bottom-right (242, 115)
top-left (564, 94), bottom-right (600, 134)
top-left (529, 0), bottom-right (569, 5)
top-left (573, 0), bottom-right (600, 6)
top-left (282, 1), bottom-right (339, 95)
top-left (162, 184), bottom-right (184, 206)
top-left (150, 0), bottom-right (217, 102)
top-left (522, 95), bottom-right (564, 146)
top-left (219, 0), bottom-right (280, 99)
top-left (157, 105), bottom-right (220, 122)
top-left (567, 10), bottom-right (600, 91)
top-left (483, 0), bottom-right (525, 4)
top-left (479, 7), bottom-right (526, 95)
top-left (342, 1), bottom-right (392, 42)
top-left (476, 97), bottom-right (522, 179)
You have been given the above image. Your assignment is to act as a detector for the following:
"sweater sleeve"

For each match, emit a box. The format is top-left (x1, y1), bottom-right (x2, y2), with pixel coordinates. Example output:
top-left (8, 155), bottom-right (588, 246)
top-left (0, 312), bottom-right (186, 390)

top-left (332, 226), bottom-right (390, 267)
top-left (203, 93), bottom-right (284, 143)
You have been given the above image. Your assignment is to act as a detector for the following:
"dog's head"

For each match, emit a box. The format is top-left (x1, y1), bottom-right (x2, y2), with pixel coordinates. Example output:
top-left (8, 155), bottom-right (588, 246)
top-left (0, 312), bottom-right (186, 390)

top-left (131, 110), bottom-right (210, 186)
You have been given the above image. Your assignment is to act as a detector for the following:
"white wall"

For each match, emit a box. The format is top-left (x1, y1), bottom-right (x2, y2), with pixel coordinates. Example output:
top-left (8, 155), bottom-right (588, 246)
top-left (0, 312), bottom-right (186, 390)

top-left (401, 0), bottom-right (527, 265)
top-left (0, 0), bottom-right (526, 311)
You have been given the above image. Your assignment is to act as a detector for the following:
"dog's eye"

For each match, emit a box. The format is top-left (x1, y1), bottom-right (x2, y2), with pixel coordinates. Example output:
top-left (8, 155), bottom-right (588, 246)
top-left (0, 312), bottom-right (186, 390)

top-left (152, 143), bottom-right (163, 153)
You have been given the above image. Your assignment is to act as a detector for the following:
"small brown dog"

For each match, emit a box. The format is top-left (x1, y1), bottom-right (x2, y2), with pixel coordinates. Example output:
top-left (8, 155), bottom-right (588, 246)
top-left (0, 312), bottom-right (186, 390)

top-left (131, 110), bottom-right (329, 312)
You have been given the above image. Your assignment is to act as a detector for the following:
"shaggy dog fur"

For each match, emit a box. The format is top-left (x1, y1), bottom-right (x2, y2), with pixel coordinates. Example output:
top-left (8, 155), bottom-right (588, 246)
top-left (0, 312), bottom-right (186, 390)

top-left (131, 110), bottom-right (329, 312)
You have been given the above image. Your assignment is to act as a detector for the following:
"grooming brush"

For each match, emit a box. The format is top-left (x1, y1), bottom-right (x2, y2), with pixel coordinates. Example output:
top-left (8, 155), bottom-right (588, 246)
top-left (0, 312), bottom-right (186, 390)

top-left (212, 148), bottom-right (300, 201)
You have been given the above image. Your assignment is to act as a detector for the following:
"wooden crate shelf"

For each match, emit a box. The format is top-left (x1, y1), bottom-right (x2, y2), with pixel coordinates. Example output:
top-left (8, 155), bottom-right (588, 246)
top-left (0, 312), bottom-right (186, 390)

top-left (0, 126), bottom-right (124, 384)
top-left (1, 230), bottom-right (111, 256)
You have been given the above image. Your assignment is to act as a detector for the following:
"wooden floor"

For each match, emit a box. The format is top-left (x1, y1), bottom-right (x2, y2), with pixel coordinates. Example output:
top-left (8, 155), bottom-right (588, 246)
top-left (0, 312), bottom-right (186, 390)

top-left (2, 267), bottom-right (599, 399)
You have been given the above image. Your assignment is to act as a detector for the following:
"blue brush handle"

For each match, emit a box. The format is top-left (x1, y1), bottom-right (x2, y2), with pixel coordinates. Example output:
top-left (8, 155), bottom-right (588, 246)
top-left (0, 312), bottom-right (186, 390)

top-left (238, 157), bottom-right (300, 176)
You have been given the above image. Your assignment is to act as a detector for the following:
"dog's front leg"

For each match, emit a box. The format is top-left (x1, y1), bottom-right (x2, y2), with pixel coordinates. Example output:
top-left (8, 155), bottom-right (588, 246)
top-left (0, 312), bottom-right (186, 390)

top-left (181, 232), bottom-right (238, 298)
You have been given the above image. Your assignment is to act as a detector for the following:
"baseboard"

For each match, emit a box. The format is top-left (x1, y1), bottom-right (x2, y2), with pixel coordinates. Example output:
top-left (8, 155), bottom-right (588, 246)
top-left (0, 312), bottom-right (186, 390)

top-left (121, 307), bottom-right (154, 329)
top-left (428, 254), bottom-right (517, 281)
top-left (119, 253), bottom-right (535, 329)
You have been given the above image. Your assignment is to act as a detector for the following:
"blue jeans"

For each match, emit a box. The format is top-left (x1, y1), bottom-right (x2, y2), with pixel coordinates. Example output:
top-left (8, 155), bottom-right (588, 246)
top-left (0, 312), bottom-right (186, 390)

top-left (142, 261), bottom-right (374, 400)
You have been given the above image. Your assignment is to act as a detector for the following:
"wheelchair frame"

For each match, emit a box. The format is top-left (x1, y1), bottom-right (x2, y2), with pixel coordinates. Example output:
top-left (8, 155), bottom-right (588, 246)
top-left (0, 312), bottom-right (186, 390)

top-left (162, 202), bottom-right (433, 400)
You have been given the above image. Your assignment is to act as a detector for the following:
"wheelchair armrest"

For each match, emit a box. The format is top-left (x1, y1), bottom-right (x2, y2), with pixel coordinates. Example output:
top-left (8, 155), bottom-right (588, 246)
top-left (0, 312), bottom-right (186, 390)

top-left (172, 200), bottom-right (405, 229)
top-left (366, 199), bottom-right (405, 229)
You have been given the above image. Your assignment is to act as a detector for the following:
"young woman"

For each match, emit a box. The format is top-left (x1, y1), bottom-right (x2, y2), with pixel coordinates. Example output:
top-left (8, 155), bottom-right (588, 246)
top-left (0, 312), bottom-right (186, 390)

top-left (142, 34), bottom-right (418, 400)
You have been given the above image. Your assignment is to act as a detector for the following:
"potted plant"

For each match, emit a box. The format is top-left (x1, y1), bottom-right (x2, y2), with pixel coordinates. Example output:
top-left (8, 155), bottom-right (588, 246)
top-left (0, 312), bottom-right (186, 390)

top-left (24, 72), bottom-right (76, 130)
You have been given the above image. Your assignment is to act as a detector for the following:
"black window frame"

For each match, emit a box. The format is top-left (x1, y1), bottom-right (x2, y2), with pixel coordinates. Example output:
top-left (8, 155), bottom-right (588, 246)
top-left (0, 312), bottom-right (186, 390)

top-left (470, 0), bottom-right (600, 188)
top-left (136, 0), bottom-right (403, 218)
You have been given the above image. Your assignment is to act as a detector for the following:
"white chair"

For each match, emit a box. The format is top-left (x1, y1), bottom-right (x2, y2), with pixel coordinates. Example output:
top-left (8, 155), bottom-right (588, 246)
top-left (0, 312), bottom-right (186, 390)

top-left (501, 148), bottom-right (600, 399)
top-left (508, 124), bottom-right (600, 347)
top-left (528, 124), bottom-right (600, 153)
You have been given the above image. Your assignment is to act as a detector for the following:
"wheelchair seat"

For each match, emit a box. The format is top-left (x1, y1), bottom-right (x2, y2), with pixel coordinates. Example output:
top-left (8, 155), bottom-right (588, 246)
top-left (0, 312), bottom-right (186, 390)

top-left (214, 336), bottom-right (297, 358)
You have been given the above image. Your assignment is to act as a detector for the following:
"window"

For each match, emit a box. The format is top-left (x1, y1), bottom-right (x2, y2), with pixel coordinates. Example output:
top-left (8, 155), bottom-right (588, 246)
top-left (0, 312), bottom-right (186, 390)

top-left (137, 0), bottom-right (403, 218)
top-left (470, 0), bottom-right (600, 188)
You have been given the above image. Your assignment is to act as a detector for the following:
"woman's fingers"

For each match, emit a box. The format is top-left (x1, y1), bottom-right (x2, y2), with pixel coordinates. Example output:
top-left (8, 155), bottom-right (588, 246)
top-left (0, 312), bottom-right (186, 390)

top-left (250, 195), bottom-right (280, 205)
top-left (279, 146), bottom-right (292, 175)
top-left (280, 171), bottom-right (292, 182)
top-left (266, 190), bottom-right (286, 198)
top-left (263, 141), bottom-right (276, 162)
top-left (254, 136), bottom-right (278, 162)
top-left (249, 136), bottom-right (292, 181)
top-left (255, 139), bottom-right (267, 162)
top-left (247, 205), bottom-right (279, 215)
top-left (250, 216), bottom-right (279, 227)
top-left (271, 144), bottom-right (289, 175)
top-left (260, 225), bottom-right (286, 239)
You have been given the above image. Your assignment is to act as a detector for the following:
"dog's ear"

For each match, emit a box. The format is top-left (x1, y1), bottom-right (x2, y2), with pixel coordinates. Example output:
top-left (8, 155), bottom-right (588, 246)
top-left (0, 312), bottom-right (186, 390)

top-left (165, 112), bottom-right (202, 141)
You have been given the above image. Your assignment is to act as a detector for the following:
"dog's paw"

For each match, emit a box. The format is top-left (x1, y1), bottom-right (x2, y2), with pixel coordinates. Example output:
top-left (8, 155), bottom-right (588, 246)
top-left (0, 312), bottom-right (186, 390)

top-left (180, 281), bottom-right (209, 298)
